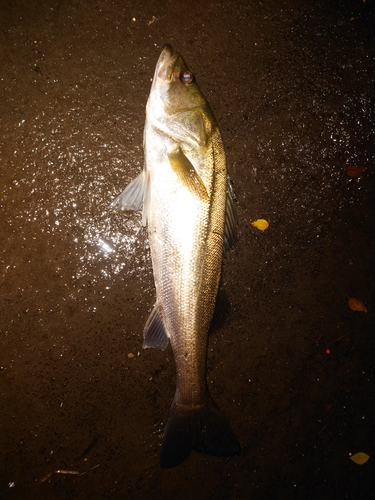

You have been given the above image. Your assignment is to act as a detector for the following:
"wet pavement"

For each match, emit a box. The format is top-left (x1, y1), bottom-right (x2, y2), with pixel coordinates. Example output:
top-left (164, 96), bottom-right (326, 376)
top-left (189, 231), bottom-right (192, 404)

top-left (1, 0), bottom-right (375, 498)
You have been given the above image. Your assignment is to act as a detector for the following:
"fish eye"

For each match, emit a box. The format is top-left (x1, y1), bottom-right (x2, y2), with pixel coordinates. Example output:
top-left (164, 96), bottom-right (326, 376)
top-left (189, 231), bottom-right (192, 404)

top-left (181, 71), bottom-right (194, 85)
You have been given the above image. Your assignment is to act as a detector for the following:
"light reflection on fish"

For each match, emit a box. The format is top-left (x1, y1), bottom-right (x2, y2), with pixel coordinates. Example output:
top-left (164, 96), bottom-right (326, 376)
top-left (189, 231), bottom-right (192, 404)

top-left (111, 44), bottom-right (240, 468)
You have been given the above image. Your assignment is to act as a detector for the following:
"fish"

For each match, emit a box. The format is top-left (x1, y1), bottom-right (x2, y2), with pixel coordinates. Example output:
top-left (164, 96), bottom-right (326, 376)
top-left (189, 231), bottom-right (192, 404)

top-left (111, 44), bottom-right (240, 468)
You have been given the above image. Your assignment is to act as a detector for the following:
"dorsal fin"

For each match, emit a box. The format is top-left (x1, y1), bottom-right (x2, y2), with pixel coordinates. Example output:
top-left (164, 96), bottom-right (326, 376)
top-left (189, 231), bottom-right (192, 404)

top-left (224, 176), bottom-right (238, 251)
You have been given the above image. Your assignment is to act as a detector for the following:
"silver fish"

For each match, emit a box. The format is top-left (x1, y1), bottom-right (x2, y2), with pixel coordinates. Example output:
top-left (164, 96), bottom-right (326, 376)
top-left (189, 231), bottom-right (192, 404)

top-left (111, 44), bottom-right (239, 468)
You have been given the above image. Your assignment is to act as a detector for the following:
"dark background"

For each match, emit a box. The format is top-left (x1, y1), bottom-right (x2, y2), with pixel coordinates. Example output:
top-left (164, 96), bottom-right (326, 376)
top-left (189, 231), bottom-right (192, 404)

top-left (1, 0), bottom-right (374, 498)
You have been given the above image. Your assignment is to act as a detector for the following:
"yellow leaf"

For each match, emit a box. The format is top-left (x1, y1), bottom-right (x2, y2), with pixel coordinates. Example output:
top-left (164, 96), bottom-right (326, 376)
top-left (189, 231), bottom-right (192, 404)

top-left (251, 219), bottom-right (269, 231)
top-left (348, 297), bottom-right (368, 312)
top-left (350, 452), bottom-right (370, 465)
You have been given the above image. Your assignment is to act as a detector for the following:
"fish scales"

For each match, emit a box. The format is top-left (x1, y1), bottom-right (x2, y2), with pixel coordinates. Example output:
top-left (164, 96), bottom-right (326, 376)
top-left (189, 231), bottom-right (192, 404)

top-left (111, 44), bottom-right (240, 467)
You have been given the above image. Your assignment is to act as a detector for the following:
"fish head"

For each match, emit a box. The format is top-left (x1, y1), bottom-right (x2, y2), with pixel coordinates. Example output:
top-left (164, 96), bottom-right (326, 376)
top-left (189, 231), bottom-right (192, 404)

top-left (149, 45), bottom-right (207, 119)
top-left (147, 45), bottom-right (213, 148)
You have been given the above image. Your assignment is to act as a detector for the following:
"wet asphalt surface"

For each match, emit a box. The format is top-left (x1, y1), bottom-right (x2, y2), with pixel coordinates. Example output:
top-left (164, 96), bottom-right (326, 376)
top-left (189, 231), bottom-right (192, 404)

top-left (1, 0), bottom-right (375, 498)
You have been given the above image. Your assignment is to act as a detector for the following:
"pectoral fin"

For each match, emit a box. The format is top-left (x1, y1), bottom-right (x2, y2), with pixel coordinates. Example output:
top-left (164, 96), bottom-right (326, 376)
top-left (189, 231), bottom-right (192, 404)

top-left (168, 147), bottom-right (209, 201)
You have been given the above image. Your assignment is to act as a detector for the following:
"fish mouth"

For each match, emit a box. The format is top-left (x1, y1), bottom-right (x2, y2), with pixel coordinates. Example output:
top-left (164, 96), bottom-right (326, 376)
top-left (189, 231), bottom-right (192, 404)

top-left (157, 44), bottom-right (179, 82)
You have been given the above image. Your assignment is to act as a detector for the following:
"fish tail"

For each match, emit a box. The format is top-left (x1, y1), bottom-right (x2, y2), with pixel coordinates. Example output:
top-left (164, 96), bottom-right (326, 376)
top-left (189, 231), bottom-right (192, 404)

top-left (160, 394), bottom-right (240, 468)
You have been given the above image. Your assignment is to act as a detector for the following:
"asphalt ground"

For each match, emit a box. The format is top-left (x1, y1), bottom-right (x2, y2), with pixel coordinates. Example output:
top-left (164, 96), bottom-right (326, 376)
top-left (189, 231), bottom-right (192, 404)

top-left (1, 0), bottom-right (374, 498)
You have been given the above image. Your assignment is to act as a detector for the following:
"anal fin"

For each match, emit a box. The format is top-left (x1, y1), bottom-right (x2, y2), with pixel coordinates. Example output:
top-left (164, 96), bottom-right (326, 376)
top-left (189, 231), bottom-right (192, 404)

top-left (142, 303), bottom-right (169, 351)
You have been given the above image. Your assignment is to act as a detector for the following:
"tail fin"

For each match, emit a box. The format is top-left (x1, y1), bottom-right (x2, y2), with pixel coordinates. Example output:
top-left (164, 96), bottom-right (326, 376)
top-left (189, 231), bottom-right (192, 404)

top-left (160, 394), bottom-right (240, 468)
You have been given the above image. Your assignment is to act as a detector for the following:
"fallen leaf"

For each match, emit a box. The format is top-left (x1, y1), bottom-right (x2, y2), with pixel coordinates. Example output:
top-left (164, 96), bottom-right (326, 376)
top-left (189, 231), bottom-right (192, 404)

top-left (348, 297), bottom-right (368, 313)
top-left (251, 219), bottom-right (269, 231)
top-left (345, 166), bottom-right (368, 178)
top-left (350, 452), bottom-right (370, 465)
